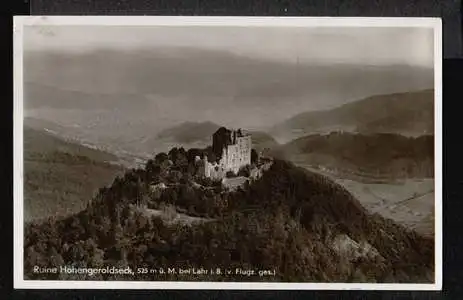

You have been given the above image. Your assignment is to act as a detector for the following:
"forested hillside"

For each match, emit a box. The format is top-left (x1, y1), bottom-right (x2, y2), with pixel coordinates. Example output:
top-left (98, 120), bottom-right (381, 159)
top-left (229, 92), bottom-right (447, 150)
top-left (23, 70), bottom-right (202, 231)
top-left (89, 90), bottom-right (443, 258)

top-left (24, 146), bottom-right (434, 283)
top-left (24, 127), bottom-right (125, 221)
top-left (271, 90), bottom-right (434, 141)
top-left (273, 132), bottom-right (434, 180)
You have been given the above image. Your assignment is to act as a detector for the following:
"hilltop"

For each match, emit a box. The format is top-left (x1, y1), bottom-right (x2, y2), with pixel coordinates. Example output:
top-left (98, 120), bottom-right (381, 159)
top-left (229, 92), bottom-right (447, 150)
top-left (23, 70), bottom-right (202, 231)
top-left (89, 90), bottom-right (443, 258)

top-left (24, 146), bottom-right (434, 283)
top-left (24, 127), bottom-right (125, 221)
top-left (272, 132), bottom-right (434, 181)
top-left (271, 90), bottom-right (434, 142)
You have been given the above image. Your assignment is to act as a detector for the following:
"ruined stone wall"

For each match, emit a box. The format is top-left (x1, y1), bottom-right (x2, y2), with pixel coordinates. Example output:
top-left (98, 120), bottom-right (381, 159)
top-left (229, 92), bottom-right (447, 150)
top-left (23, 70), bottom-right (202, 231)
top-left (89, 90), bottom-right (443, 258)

top-left (221, 135), bottom-right (251, 174)
top-left (200, 128), bottom-right (253, 179)
top-left (199, 156), bottom-right (226, 180)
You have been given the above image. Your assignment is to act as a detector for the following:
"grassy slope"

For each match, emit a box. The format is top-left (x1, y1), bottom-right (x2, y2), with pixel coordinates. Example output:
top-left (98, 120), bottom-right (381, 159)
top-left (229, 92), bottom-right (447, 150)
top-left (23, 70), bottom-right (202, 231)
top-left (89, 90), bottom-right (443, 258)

top-left (24, 127), bottom-right (125, 221)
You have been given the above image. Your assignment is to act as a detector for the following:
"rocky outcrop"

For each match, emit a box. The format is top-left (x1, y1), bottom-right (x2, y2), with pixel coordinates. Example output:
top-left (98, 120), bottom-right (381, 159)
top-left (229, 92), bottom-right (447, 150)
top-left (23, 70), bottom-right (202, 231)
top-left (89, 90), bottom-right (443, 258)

top-left (330, 234), bottom-right (384, 262)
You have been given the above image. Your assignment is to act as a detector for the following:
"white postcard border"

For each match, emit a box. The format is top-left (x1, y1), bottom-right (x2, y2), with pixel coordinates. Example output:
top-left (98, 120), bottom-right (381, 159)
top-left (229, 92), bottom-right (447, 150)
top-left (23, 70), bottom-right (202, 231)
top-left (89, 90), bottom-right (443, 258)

top-left (13, 16), bottom-right (443, 291)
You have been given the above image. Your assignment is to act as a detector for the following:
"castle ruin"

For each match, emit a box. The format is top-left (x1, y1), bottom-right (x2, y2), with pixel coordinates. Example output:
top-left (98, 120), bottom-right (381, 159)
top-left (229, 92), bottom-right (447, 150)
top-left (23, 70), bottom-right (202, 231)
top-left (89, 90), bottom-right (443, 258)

top-left (196, 127), bottom-right (252, 180)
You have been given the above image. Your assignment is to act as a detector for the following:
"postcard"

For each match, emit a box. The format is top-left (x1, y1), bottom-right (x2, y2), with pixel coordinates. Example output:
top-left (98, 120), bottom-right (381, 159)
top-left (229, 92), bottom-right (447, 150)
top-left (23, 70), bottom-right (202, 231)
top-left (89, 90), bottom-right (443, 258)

top-left (13, 16), bottom-right (442, 290)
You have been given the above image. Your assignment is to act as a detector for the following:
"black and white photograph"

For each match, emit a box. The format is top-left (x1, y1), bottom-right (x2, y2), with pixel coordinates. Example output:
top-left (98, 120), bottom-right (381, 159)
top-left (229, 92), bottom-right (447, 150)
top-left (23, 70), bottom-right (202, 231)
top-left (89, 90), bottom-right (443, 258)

top-left (13, 16), bottom-right (442, 289)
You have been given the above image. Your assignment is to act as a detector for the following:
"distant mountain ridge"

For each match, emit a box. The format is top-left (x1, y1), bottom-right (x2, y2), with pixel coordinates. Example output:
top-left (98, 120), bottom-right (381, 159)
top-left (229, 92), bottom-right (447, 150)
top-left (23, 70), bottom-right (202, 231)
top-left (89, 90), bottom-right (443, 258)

top-left (24, 48), bottom-right (433, 158)
top-left (156, 121), bottom-right (220, 144)
top-left (25, 48), bottom-right (432, 131)
top-left (151, 121), bottom-right (279, 152)
top-left (271, 89), bottom-right (434, 142)
top-left (24, 48), bottom-right (433, 100)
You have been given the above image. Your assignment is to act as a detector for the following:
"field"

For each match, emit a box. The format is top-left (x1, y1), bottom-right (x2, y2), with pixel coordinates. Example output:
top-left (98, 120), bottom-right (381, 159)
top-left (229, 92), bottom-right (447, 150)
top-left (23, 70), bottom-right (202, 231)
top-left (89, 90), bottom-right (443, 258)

top-left (297, 163), bottom-right (435, 237)
top-left (337, 178), bottom-right (434, 237)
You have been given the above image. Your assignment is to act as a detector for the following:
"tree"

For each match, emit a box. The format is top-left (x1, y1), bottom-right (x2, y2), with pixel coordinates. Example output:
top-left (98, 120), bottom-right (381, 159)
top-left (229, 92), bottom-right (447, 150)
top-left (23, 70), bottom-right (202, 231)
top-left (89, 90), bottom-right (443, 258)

top-left (154, 152), bottom-right (168, 164)
top-left (187, 163), bottom-right (197, 177)
top-left (169, 170), bottom-right (183, 183)
top-left (226, 171), bottom-right (236, 178)
top-left (175, 151), bottom-right (189, 170)
top-left (251, 149), bottom-right (258, 164)
top-left (187, 148), bottom-right (203, 163)
top-left (238, 165), bottom-right (251, 177)
top-left (168, 147), bottom-right (179, 162)
top-left (145, 159), bottom-right (161, 178)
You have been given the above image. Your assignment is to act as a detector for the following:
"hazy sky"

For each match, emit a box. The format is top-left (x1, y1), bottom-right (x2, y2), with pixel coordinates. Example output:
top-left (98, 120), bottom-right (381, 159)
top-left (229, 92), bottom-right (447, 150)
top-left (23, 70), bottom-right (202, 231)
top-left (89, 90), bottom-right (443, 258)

top-left (24, 25), bottom-right (434, 67)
